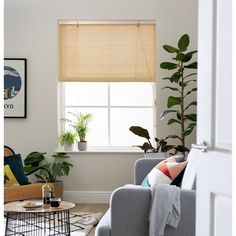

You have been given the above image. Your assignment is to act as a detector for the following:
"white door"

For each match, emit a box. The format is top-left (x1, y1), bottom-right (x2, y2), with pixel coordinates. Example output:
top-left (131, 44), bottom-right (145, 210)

top-left (196, 0), bottom-right (232, 235)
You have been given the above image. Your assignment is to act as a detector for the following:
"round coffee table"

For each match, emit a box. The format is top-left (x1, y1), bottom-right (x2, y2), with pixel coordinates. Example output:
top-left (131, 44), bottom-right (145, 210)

top-left (4, 200), bottom-right (75, 235)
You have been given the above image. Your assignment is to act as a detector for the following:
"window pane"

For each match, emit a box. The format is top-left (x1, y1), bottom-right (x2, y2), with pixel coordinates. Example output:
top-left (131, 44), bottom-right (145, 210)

top-left (110, 82), bottom-right (154, 106)
top-left (110, 108), bottom-right (154, 147)
top-left (65, 108), bottom-right (108, 146)
top-left (65, 82), bottom-right (108, 106)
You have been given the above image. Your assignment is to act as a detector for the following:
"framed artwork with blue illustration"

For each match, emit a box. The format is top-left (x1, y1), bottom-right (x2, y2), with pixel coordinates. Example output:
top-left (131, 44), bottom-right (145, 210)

top-left (4, 58), bottom-right (27, 118)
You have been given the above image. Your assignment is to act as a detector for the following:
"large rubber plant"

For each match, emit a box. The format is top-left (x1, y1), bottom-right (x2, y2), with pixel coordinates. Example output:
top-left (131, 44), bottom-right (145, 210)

top-left (160, 34), bottom-right (197, 153)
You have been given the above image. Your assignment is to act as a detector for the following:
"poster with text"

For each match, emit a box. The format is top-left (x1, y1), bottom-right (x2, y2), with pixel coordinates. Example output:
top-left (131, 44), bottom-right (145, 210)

top-left (4, 58), bottom-right (27, 118)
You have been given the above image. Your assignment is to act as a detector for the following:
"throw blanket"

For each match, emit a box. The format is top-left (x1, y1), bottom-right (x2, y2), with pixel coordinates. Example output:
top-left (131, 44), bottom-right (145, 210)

top-left (149, 184), bottom-right (181, 236)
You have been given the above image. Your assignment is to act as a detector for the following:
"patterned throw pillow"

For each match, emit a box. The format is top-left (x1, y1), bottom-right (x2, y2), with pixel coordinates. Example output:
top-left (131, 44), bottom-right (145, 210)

top-left (4, 154), bottom-right (30, 185)
top-left (141, 155), bottom-right (187, 187)
top-left (4, 165), bottom-right (20, 186)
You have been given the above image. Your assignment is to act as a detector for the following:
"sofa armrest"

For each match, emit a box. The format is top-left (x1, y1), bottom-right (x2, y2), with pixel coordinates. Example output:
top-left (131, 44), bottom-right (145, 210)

top-left (134, 158), bottom-right (165, 185)
top-left (110, 185), bottom-right (151, 236)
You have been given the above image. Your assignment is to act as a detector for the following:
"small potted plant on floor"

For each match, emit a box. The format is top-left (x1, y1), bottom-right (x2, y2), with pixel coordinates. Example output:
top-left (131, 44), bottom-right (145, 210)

top-left (59, 131), bottom-right (76, 151)
top-left (69, 112), bottom-right (93, 151)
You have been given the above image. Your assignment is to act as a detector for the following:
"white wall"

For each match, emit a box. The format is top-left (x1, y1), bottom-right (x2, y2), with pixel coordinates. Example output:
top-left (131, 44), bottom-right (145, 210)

top-left (4, 0), bottom-right (198, 203)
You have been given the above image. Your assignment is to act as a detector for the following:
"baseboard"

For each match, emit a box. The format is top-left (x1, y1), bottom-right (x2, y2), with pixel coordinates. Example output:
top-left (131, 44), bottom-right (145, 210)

top-left (63, 191), bottom-right (112, 204)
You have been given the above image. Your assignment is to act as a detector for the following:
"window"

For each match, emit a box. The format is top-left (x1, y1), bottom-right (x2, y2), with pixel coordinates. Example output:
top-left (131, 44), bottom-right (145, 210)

top-left (62, 82), bottom-right (155, 148)
top-left (59, 21), bottom-right (156, 149)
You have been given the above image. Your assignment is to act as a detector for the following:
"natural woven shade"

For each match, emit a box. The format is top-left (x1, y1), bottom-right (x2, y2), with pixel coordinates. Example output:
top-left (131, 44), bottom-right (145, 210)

top-left (59, 23), bottom-right (156, 82)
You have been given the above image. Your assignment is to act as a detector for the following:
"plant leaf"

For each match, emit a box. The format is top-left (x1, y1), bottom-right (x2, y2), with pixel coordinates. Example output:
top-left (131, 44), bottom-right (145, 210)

top-left (178, 34), bottom-right (190, 51)
top-left (52, 163), bottom-right (63, 177)
top-left (184, 101), bottom-right (197, 111)
top-left (185, 113), bottom-right (197, 122)
top-left (24, 152), bottom-right (45, 166)
top-left (162, 77), bottom-right (172, 81)
top-left (61, 165), bottom-right (70, 176)
top-left (163, 45), bottom-right (179, 53)
top-left (184, 88), bottom-right (197, 97)
top-left (183, 128), bottom-right (194, 136)
top-left (167, 119), bottom-right (181, 125)
top-left (34, 173), bottom-right (45, 181)
top-left (134, 142), bottom-right (153, 153)
top-left (162, 86), bottom-right (180, 92)
top-left (186, 123), bottom-right (197, 129)
top-left (160, 62), bottom-right (178, 70)
top-left (184, 74), bottom-right (197, 80)
top-left (184, 62), bottom-right (198, 69)
top-left (167, 96), bottom-right (182, 108)
top-left (52, 153), bottom-right (70, 159)
top-left (175, 145), bottom-right (190, 153)
top-left (176, 53), bottom-right (186, 61)
top-left (160, 110), bottom-right (178, 120)
top-left (166, 135), bottom-right (182, 141)
top-left (176, 112), bottom-right (182, 120)
top-left (161, 145), bottom-right (176, 152)
top-left (171, 72), bottom-right (182, 83)
top-left (182, 50), bottom-right (197, 62)
top-left (129, 126), bottom-right (150, 139)
top-left (155, 137), bottom-right (160, 143)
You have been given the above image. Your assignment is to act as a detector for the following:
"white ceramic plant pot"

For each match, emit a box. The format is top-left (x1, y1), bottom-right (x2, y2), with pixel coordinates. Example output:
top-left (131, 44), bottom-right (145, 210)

top-left (144, 152), bottom-right (167, 159)
top-left (78, 141), bottom-right (87, 151)
top-left (63, 143), bottom-right (73, 152)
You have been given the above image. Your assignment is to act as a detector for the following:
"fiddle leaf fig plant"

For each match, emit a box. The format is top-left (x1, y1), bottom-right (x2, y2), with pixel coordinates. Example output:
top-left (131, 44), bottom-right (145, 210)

top-left (160, 34), bottom-right (197, 152)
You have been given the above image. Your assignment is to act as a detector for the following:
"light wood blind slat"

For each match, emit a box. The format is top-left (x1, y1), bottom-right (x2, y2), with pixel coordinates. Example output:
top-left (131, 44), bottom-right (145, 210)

top-left (59, 23), bottom-right (156, 82)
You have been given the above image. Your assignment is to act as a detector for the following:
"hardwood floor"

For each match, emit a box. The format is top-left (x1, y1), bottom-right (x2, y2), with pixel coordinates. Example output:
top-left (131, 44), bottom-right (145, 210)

top-left (72, 204), bottom-right (109, 236)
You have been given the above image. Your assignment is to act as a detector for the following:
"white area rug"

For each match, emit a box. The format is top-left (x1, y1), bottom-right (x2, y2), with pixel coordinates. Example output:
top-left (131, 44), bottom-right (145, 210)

top-left (70, 211), bottom-right (103, 236)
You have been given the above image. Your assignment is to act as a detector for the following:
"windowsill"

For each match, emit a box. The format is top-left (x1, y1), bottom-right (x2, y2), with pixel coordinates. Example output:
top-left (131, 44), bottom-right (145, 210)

top-left (55, 147), bottom-right (144, 154)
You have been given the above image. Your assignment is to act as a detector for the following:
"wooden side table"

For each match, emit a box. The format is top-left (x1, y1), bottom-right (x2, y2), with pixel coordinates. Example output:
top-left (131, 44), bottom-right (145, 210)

top-left (4, 200), bottom-right (75, 235)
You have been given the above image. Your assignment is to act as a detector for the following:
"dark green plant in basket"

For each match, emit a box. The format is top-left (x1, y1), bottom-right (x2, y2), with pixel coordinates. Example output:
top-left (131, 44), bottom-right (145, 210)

top-left (160, 34), bottom-right (197, 153)
top-left (23, 152), bottom-right (73, 183)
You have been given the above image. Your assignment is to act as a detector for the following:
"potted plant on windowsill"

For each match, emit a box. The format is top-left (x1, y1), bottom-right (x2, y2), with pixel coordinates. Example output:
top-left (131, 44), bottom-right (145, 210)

top-left (59, 131), bottom-right (76, 151)
top-left (129, 126), bottom-right (189, 158)
top-left (69, 112), bottom-right (93, 151)
top-left (23, 152), bottom-right (73, 197)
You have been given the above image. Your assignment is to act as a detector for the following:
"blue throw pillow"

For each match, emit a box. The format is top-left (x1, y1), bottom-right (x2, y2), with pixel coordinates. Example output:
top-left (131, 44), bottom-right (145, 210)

top-left (4, 153), bottom-right (30, 185)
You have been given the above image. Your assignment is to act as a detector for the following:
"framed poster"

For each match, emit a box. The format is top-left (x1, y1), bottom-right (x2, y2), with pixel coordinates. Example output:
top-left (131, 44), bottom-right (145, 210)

top-left (4, 58), bottom-right (27, 118)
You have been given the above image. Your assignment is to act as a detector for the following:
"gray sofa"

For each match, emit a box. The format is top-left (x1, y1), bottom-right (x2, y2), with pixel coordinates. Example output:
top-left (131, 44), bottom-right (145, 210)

top-left (95, 158), bottom-right (196, 236)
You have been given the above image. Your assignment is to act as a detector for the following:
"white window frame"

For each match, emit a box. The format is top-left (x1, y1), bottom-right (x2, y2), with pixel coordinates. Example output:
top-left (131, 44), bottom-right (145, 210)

top-left (58, 82), bottom-right (157, 151)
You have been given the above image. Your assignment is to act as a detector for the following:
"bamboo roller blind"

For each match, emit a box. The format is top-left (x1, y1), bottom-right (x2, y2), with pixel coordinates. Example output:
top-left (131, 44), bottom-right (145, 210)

top-left (59, 23), bottom-right (156, 82)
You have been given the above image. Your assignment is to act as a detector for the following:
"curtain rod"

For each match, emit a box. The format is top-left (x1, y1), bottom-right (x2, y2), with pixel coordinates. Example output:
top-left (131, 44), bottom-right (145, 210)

top-left (58, 20), bottom-right (155, 25)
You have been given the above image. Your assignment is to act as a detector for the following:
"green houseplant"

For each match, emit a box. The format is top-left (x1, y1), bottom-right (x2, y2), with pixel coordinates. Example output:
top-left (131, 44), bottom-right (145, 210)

top-left (129, 126), bottom-right (188, 155)
top-left (23, 152), bottom-right (73, 183)
top-left (59, 131), bottom-right (76, 150)
top-left (23, 151), bottom-right (73, 198)
top-left (160, 33), bottom-right (197, 154)
top-left (68, 112), bottom-right (92, 151)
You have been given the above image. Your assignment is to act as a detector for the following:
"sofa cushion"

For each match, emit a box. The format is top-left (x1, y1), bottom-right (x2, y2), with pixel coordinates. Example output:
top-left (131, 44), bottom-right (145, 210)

top-left (141, 155), bottom-right (187, 187)
top-left (4, 154), bottom-right (30, 185)
top-left (4, 165), bottom-right (19, 186)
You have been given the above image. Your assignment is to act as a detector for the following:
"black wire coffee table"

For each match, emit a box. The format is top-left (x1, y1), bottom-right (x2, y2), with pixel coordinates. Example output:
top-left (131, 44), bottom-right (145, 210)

top-left (4, 200), bottom-right (75, 236)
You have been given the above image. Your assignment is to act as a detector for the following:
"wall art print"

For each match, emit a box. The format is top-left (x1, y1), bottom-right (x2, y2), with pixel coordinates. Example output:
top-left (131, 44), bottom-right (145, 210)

top-left (4, 58), bottom-right (27, 118)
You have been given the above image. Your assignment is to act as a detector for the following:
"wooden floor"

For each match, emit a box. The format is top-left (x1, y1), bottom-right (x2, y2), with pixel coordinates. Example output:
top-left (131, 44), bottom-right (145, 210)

top-left (73, 204), bottom-right (109, 236)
